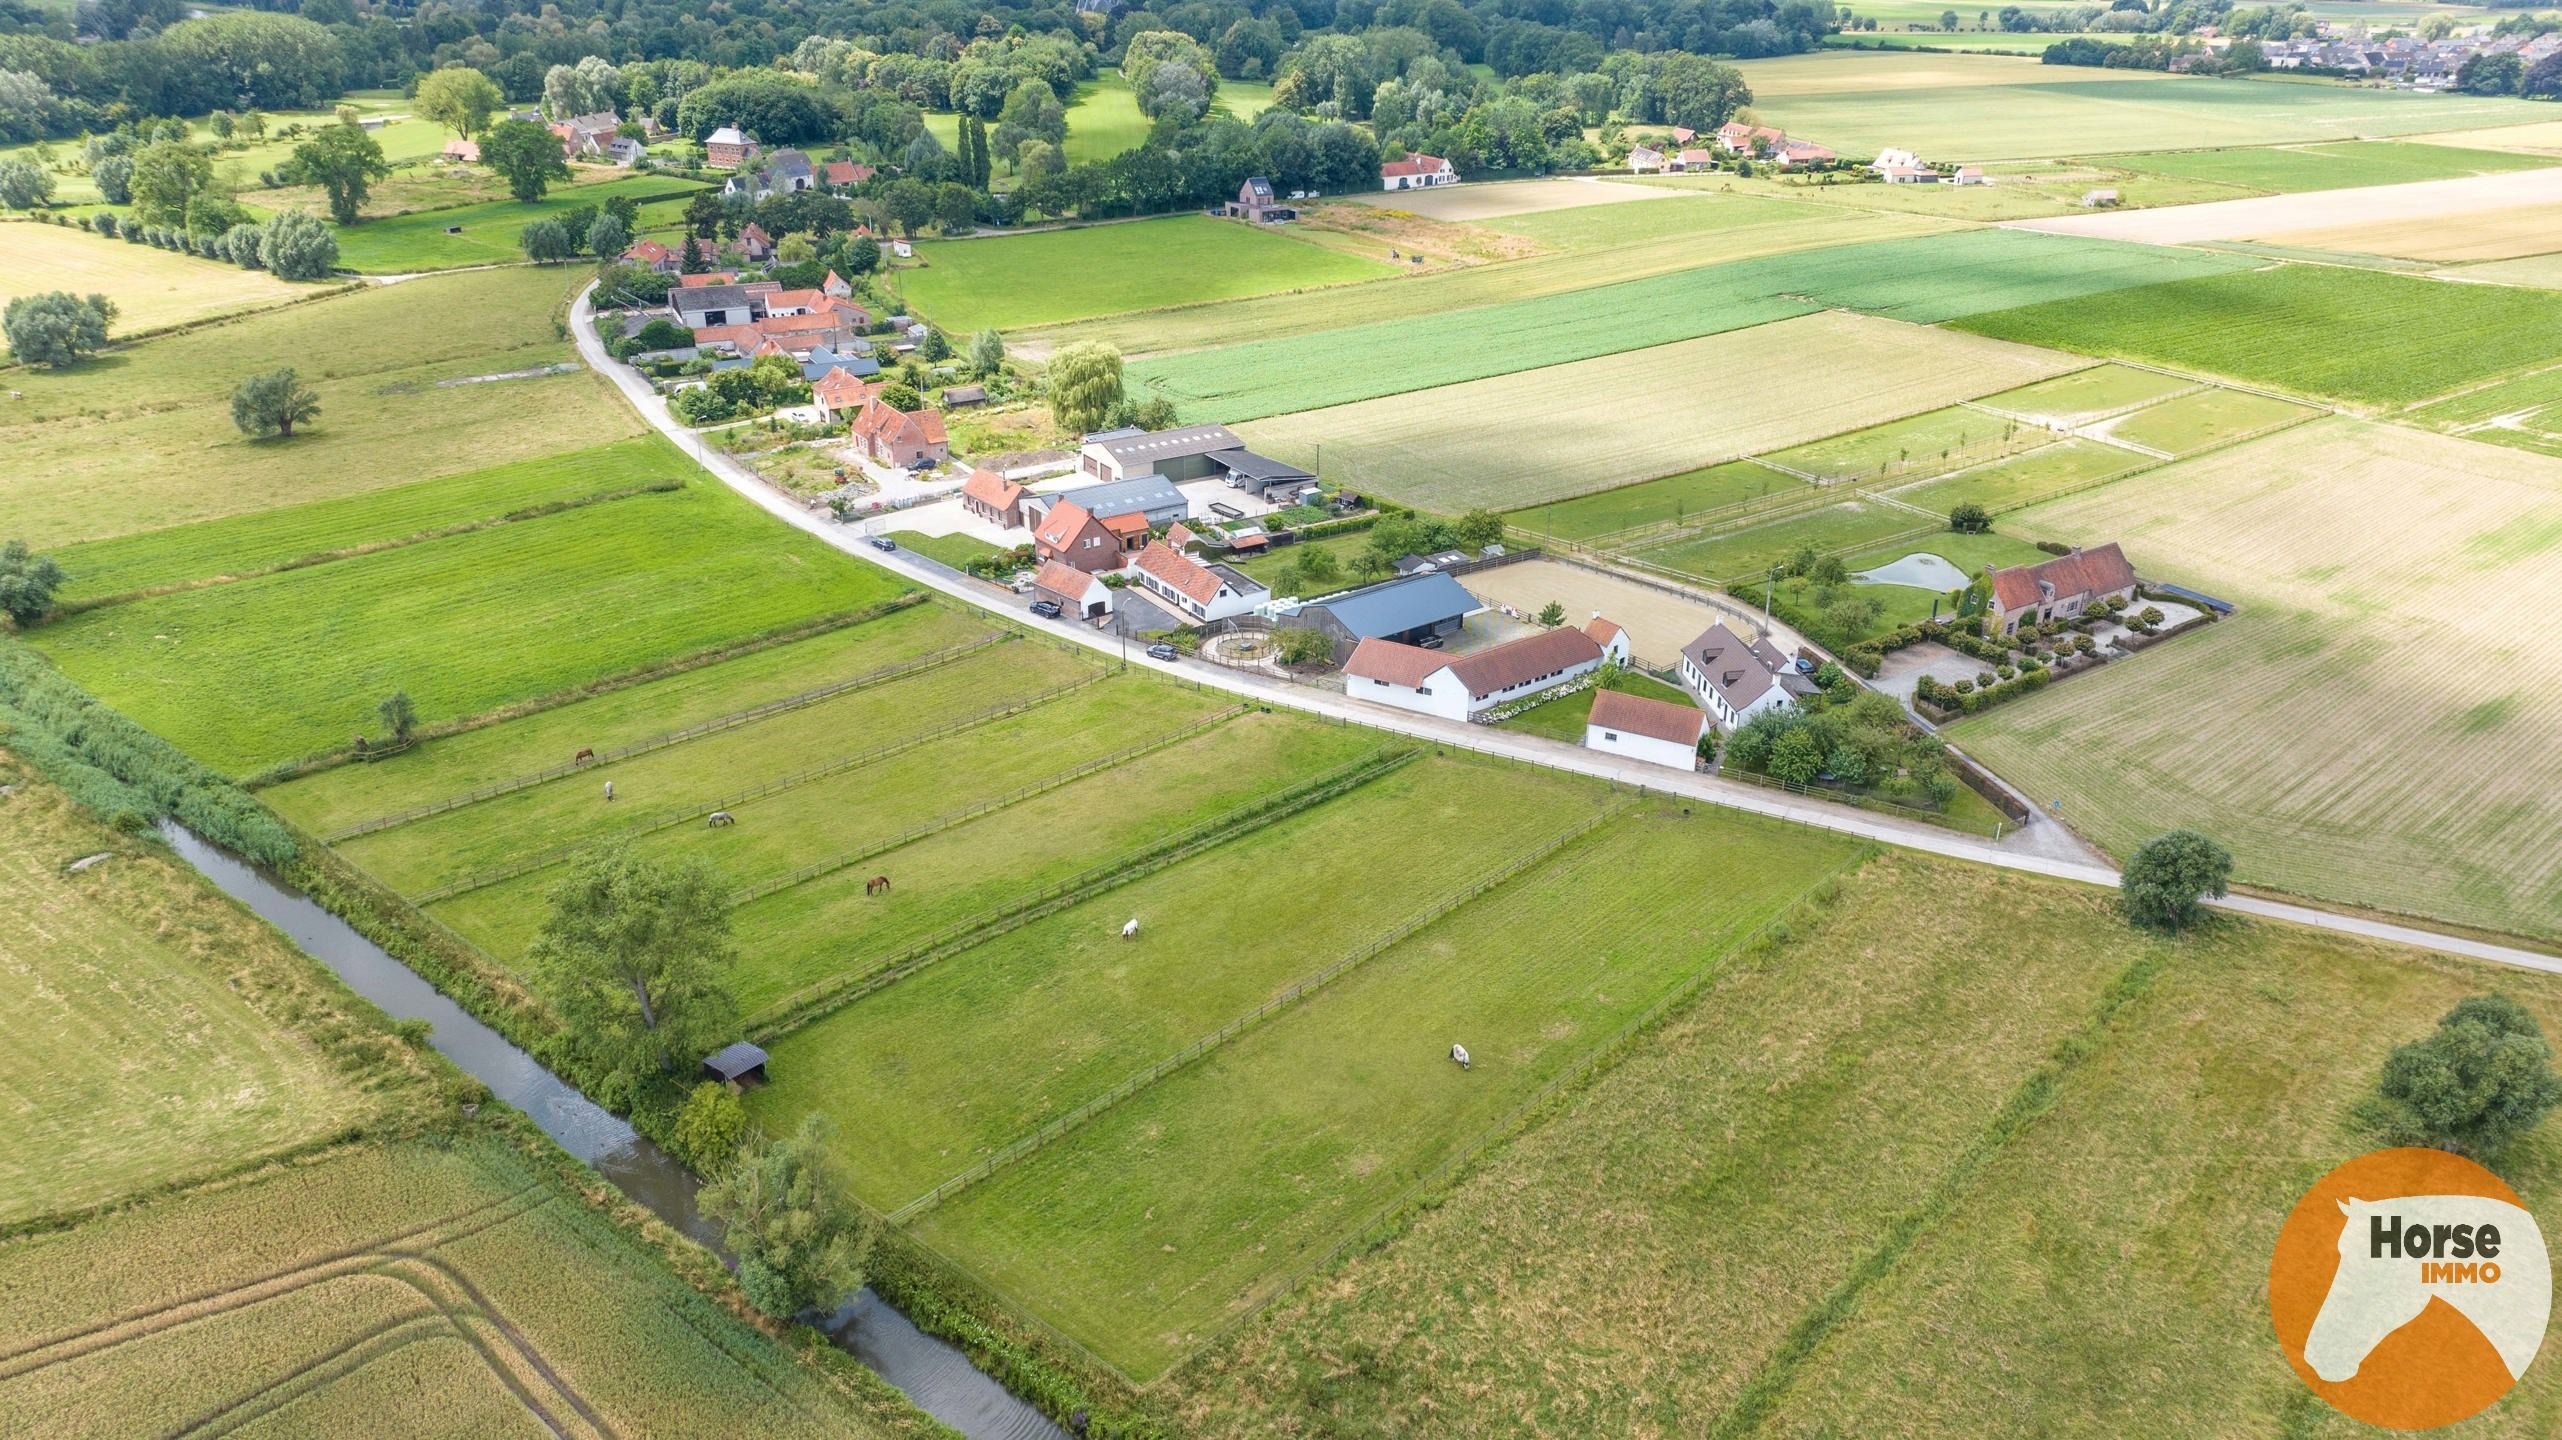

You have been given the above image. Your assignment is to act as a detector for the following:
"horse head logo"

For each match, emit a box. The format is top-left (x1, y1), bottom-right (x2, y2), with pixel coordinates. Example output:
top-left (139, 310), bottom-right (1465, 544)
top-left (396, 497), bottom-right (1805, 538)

top-left (2304, 1194), bottom-right (2550, 1385)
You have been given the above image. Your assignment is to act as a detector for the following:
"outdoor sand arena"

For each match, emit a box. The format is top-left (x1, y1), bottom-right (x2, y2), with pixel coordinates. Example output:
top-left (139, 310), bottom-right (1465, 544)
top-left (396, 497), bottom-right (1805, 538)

top-left (1352, 176), bottom-right (1675, 222)
top-left (2004, 164), bottom-right (2562, 245)
top-left (1460, 558), bottom-right (1762, 664)
top-left (1956, 417), bottom-right (2562, 940)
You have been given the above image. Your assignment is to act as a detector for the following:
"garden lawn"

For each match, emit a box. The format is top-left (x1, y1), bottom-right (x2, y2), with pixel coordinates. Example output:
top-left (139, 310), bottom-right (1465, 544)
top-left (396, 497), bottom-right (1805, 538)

top-left (1955, 418), bottom-right (2562, 941)
top-left (52, 435), bottom-right (688, 604)
top-left (1890, 437), bottom-right (2150, 517)
top-left (1507, 461), bottom-right (1810, 542)
top-left (756, 755), bottom-right (1607, 1208)
top-left (2094, 385), bottom-right (2318, 455)
top-left (1240, 312), bottom-right (2082, 514)
top-left (0, 768), bottom-right (380, 1226)
top-left (0, 219), bottom-right (305, 332)
top-left (913, 803), bottom-right (1864, 1380)
top-left (1950, 263), bottom-right (2562, 408)
top-left (2107, 139), bottom-right (2558, 193)
top-left (1638, 499), bottom-right (1941, 585)
top-left (886, 530), bottom-right (1001, 569)
top-left (1138, 229), bottom-right (2244, 423)
top-left (340, 641), bottom-right (1095, 897)
top-left (1495, 669), bottom-right (1697, 742)
top-left (30, 479), bottom-right (909, 775)
top-left (3, 268), bottom-right (636, 548)
top-left (897, 215), bottom-right (1393, 333)
top-left (321, 176), bottom-right (709, 272)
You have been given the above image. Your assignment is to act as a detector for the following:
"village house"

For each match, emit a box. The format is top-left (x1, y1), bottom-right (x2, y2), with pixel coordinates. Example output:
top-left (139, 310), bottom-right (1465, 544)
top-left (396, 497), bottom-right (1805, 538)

top-left (1679, 622), bottom-right (1812, 728)
top-left (1342, 623), bottom-right (1612, 723)
top-left (1671, 148), bottom-right (1719, 172)
top-left (821, 160), bottom-right (878, 190)
top-left (810, 369), bottom-right (881, 422)
top-left (1627, 144), bottom-right (1669, 175)
top-left (1032, 500), bottom-right (1148, 573)
top-left (1225, 176), bottom-right (1297, 223)
top-left (705, 125), bottom-right (760, 169)
top-left (1129, 540), bottom-right (1271, 624)
top-left (723, 148), bottom-right (817, 201)
top-left (849, 397), bottom-right (949, 469)
top-left (440, 138), bottom-right (480, 164)
top-left (1585, 616), bottom-right (1631, 663)
top-left (960, 468), bottom-right (1028, 528)
top-left (621, 239), bottom-right (680, 273)
top-left (1284, 572), bottom-right (1484, 660)
top-left (1716, 121), bottom-right (1786, 154)
top-left (670, 283), bottom-right (761, 329)
top-left (1871, 147), bottom-right (1939, 184)
top-left (1585, 688), bottom-right (1709, 770)
top-left (1985, 543), bottom-right (2138, 636)
top-left (1030, 560), bottom-right (1114, 621)
top-left (1379, 152), bottom-right (1458, 190)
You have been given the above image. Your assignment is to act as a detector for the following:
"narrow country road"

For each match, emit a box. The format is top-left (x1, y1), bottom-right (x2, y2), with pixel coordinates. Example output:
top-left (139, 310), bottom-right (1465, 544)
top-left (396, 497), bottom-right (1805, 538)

top-left (568, 283), bottom-right (2562, 979)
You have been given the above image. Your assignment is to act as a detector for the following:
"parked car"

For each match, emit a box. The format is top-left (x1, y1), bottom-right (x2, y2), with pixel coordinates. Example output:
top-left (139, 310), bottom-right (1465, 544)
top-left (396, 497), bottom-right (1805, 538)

top-left (1146, 642), bottom-right (1179, 662)
top-left (867, 536), bottom-right (897, 552)
top-left (1208, 502), bottom-right (1244, 520)
top-left (1028, 599), bottom-right (1062, 618)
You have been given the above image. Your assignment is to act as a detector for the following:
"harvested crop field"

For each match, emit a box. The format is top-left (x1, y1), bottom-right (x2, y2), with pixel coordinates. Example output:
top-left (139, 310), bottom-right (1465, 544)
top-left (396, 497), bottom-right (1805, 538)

top-left (897, 215), bottom-right (1393, 333)
top-left (1956, 418), bottom-right (2562, 940)
top-left (1950, 263), bottom-right (2562, 407)
top-left (2267, 202), bottom-right (2562, 262)
top-left (0, 219), bottom-right (305, 331)
top-left (1242, 311), bottom-right (2082, 513)
top-left (1352, 176), bottom-right (1674, 220)
top-left (2006, 163), bottom-right (2562, 245)
top-left (1457, 559), bottom-right (1752, 663)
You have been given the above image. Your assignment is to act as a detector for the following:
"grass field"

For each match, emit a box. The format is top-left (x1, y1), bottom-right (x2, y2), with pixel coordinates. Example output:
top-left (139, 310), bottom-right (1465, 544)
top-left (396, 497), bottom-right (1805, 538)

top-left (756, 756), bottom-right (1606, 1209)
top-left (1167, 851), bottom-right (2562, 1438)
top-left (886, 529), bottom-right (1001, 569)
top-left (1643, 159), bottom-right (2257, 221)
top-left (1891, 436), bottom-right (2151, 515)
top-left (896, 215), bottom-right (1393, 332)
top-left (1136, 229), bottom-right (2243, 422)
top-left (1763, 402), bottom-right (2059, 484)
top-left (1061, 73), bottom-right (1150, 165)
top-left (30, 478), bottom-right (907, 774)
top-left (1739, 59), bottom-right (2552, 159)
top-left (1951, 262), bottom-right (2562, 407)
top-left (1496, 669), bottom-right (1698, 741)
top-left (320, 176), bottom-right (708, 272)
top-left (1640, 498), bottom-right (1940, 585)
top-left (2270, 201), bottom-right (2562, 262)
top-left (0, 767), bottom-right (378, 1225)
top-left (2405, 361), bottom-right (2562, 461)
top-left (1355, 176), bottom-right (1677, 221)
top-left (0, 1135), bottom-right (919, 1439)
top-left (915, 802), bottom-right (1863, 1379)
top-left (3, 268), bottom-right (638, 548)
top-left (1243, 311), bottom-right (2082, 513)
top-left (1506, 460), bottom-right (1811, 542)
top-left (2460, 252), bottom-right (2562, 289)
top-left (51, 434), bottom-right (687, 604)
top-left (0, 219), bottom-right (306, 333)
top-left (2107, 139), bottom-right (2559, 192)
top-left (1974, 362), bottom-right (2200, 425)
top-left (1956, 418), bottom-right (2562, 940)
top-left (2093, 385), bottom-right (2318, 454)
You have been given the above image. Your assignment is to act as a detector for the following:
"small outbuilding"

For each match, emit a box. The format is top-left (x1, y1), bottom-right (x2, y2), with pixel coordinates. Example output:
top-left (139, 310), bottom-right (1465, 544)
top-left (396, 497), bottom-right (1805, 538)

top-left (704, 1041), bottom-right (769, 1087)
top-left (1586, 688), bottom-right (1709, 770)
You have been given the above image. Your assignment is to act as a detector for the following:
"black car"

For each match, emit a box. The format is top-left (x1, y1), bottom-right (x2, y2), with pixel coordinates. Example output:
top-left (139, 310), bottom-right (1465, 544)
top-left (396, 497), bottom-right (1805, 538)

top-left (867, 536), bottom-right (897, 552)
top-left (1146, 642), bottom-right (1180, 662)
top-left (1028, 599), bottom-right (1063, 619)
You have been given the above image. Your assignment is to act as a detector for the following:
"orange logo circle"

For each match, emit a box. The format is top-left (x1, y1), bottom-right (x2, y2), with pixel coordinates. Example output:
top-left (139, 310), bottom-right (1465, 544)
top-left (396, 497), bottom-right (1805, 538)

top-left (2270, 1148), bottom-right (2550, 1429)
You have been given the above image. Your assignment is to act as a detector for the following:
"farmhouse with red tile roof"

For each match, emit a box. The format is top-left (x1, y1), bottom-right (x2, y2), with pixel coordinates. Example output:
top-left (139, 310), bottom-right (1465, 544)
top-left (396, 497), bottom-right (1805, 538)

top-left (1032, 500), bottom-right (1143, 573)
top-left (1379, 152), bottom-right (1457, 190)
top-left (1128, 540), bottom-right (1270, 623)
top-left (850, 397), bottom-right (949, 469)
top-left (1987, 543), bottom-right (2137, 635)
top-left (960, 468), bottom-right (1027, 528)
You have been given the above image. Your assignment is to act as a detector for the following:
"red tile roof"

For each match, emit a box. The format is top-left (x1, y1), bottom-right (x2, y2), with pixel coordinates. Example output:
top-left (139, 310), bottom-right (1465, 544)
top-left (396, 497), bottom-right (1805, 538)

top-left (822, 160), bottom-right (877, 186)
top-left (962, 467), bottom-right (1025, 511)
top-left (1584, 617), bottom-right (1626, 648)
top-left (1345, 637), bottom-right (1449, 688)
top-left (851, 397), bottom-right (946, 451)
top-left (1991, 543), bottom-right (2135, 614)
top-left (623, 239), bottom-right (675, 265)
top-left (676, 271), bottom-right (740, 287)
top-left (1032, 560), bottom-right (1098, 600)
top-left (1097, 510), bottom-right (1148, 538)
top-left (1165, 522), bottom-right (1198, 550)
top-left (1133, 540), bottom-right (1224, 606)
top-left (812, 369), bottom-right (878, 411)
top-left (1589, 688), bottom-right (1706, 747)
top-left (1445, 626), bottom-right (1602, 700)
top-left (764, 288), bottom-right (831, 311)
top-left (1380, 151), bottom-right (1451, 179)
top-left (1035, 500), bottom-right (1098, 551)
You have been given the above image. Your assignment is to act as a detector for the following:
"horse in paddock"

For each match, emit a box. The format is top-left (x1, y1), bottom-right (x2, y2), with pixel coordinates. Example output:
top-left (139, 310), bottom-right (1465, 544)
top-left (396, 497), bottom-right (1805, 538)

top-left (574, 747), bottom-right (596, 763)
top-left (1121, 916), bottom-right (1140, 940)
top-left (866, 875), bottom-right (891, 896)
top-left (707, 811), bottom-right (735, 828)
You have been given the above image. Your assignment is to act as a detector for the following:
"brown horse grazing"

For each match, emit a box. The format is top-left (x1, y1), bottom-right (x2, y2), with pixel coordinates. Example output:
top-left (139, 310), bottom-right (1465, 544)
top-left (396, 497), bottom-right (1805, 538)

top-left (866, 874), bottom-right (891, 896)
top-left (574, 747), bottom-right (596, 763)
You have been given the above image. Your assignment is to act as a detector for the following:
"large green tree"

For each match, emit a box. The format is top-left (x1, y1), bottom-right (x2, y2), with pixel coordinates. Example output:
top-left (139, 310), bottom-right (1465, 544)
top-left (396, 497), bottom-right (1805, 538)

top-left (1045, 341), bottom-right (1124, 435)
top-left (0, 157), bottom-right (51, 210)
top-left (699, 1115), bottom-right (874, 1318)
top-left (414, 67), bottom-right (503, 140)
top-left (0, 540), bottom-right (68, 627)
top-left (286, 120), bottom-right (388, 225)
top-left (2117, 828), bottom-right (2232, 932)
top-left (127, 140), bottom-right (213, 227)
top-left (480, 118), bottom-right (569, 202)
top-left (2361, 995), bottom-right (2562, 1159)
top-left (258, 209), bottom-right (338, 279)
top-left (3, 291), bottom-right (114, 368)
top-left (527, 848), bottom-right (741, 1102)
top-left (230, 367), bottom-right (321, 438)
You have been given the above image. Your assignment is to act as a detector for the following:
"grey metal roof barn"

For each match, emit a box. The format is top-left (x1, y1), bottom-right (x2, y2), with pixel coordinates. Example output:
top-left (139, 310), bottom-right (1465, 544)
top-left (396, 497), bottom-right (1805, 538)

top-left (1088, 424), bottom-right (1244, 471)
top-left (703, 1042), bottom-right (769, 1085)
top-left (1057, 474), bottom-right (1187, 524)
top-left (1288, 572), bottom-right (1483, 658)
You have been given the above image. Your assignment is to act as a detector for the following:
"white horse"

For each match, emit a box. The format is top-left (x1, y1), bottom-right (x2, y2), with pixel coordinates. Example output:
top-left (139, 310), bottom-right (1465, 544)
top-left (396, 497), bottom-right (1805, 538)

top-left (1121, 916), bottom-right (1140, 940)
top-left (1450, 1043), bottom-right (1469, 1070)
top-left (2304, 1194), bottom-right (2549, 1383)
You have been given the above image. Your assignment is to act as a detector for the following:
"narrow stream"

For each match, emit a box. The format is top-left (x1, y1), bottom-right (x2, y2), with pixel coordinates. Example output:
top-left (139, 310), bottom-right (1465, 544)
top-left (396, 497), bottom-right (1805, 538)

top-left (163, 822), bottom-right (1064, 1440)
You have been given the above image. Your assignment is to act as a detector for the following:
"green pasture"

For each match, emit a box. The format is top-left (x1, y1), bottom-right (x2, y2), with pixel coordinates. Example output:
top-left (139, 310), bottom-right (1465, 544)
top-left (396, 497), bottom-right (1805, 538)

top-left (1508, 461), bottom-right (1811, 542)
top-left (1822, 30), bottom-right (2114, 52)
top-left (2106, 139), bottom-right (2557, 193)
top-left (1496, 670), bottom-right (1698, 742)
top-left (1639, 500), bottom-right (1937, 585)
top-left (31, 480), bottom-right (907, 774)
top-left (322, 176), bottom-right (708, 272)
top-left (2098, 385), bottom-right (2318, 454)
top-left (915, 804), bottom-right (1864, 1380)
top-left (342, 642), bottom-right (1096, 896)
top-left (53, 435), bottom-right (686, 604)
top-left (1136, 229), bottom-right (2247, 423)
top-left (1952, 262), bottom-right (2562, 407)
top-left (2406, 362), bottom-right (2562, 461)
top-left (1975, 363), bottom-right (2197, 426)
top-left (757, 756), bottom-right (1604, 1208)
top-left (4, 267), bottom-right (634, 548)
top-left (895, 215), bottom-right (1393, 333)
top-left (1763, 402), bottom-right (2060, 484)
top-left (887, 531), bottom-right (1002, 569)
top-left (263, 602), bottom-right (996, 835)
top-left (1480, 192), bottom-right (1849, 251)
top-left (1061, 73), bottom-right (1148, 166)
top-left (1890, 437), bottom-right (2149, 515)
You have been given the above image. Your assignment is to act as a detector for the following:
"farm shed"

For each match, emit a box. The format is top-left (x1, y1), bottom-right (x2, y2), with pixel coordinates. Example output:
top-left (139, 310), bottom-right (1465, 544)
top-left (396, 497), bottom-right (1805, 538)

top-left (1284, 572), bottom-right (1485, 660)
top-left (704, 1042), bottom-right (769, 1087)
top-left (1586, 688), bottom-right (1709, 770)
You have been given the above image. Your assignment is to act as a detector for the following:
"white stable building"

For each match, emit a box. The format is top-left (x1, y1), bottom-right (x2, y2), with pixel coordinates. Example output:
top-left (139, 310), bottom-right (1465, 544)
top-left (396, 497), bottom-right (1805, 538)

top-left (1585, 688), bottom-right (1708, 770)
top-left (1343, 620), bottom-right (1623, 724)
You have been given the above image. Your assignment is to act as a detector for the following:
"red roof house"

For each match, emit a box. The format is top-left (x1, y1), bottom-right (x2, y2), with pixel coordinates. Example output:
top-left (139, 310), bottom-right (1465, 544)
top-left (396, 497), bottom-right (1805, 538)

top-left (1987, 543), bottom-right (2137, 635)
top-left (850, 397), bottom-right (949, 469)
top-left (960, 467), bottom-right (1027, 528)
